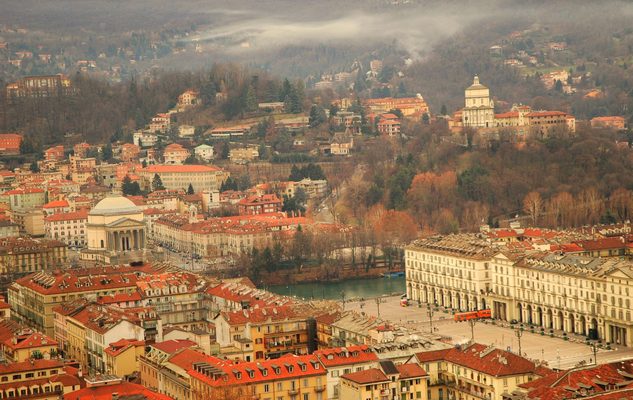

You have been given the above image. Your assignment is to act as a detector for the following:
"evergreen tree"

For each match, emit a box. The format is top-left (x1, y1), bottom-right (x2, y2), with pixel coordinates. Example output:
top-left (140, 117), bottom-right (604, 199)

top-left (244, 85), bottom-right (258, 112)
top-left (329, 104), bottom-right (340, 117)
top-left (309, 105), bottom-right (327, 128)
top-left (122, 176), bottom-right (141, 195)
top-left (289, 165), bottom-right (302, 181)
top-left (102, 143), bottom-right (113, 161)
top-left (187, 183), bottom-right (195, 195)
top-left (554, 79), bottom-right (563, 92)
top-left (29, 161), bottom-right (40, 173)
top-left (221, 141), bottom-right (230, 159)
top-left (440, 104), bottom-right (448, 115)
top-left (152, 173), bottom-right (165, 191)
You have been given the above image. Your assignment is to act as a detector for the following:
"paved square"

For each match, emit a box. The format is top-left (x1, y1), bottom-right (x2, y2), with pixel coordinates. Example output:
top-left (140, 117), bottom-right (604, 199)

top-left (345, 295), bottom-right (633, 369)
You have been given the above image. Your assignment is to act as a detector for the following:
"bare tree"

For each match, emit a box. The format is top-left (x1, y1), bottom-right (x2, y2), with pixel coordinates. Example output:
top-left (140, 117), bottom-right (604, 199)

top-left (523, 191), bottom-right (543, 226)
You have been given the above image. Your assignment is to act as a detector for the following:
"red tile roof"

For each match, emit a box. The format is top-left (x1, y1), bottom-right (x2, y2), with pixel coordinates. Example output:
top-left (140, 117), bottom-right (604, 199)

top-left (221, 305), bottom-right (302, 325)
top-left (415, 343), bottom-right (538, 377)
top-left (44, 209), bottom-right (88, 222)
top-left (342, 368), bottom-right (389, 384)
top-left (3, 187), bottom-right (45, 195)
top-left (188, 353), bottom-right (325, 387)
top-left (43, 200), bottom-right (69, 208)
top-left (167, 348), bottom-right (210, 370)
top-left (65, 382), bottom-right (173, 400)
top-left (520, 361), bottom-right (633, 400)
top-left (396, 363), bottom-right (428, 379)
top-left (573, 237), bottom-right (626, 251)
top-left (97, 291), bottom-right (142, 304)
top-left (151, 339), bottom-right (197, 354)
top-left (527, 111), bottom-right (568, 117)
top-left (3, 331), bottom-right (57, 350)
top-left (0, 359), bottom-right (63, 374)
top-left (143, 165), bottom-right (221, 173)
top-left (14, 270), bottom-right (140, 295)
top-left (104, 338), bottom-right (145, 357)
top-left (315, 345), bottom-right (378, 367)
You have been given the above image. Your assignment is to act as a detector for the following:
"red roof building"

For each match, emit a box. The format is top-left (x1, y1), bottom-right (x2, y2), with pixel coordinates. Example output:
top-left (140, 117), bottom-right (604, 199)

top-left (238, 194), bottom-right (283, 215)
top-left (44, 145), bottom-right (65, 161)
top-left (65, 381), bottom-right (172, 400)
top-left (0, 133), bottom-right (22, 155)
top-left (514, 360), bottom-right (633, 400)
top-left (591, 116), bottom-right (626, 130)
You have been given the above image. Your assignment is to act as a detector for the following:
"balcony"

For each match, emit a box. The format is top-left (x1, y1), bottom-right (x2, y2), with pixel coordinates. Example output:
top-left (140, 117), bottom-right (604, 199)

top-left (314, 385), bottom-right (326, 393)
top-left (289, 389), bottom-right (300, 396)
top-left (456, 386), bottom-right (491, 400)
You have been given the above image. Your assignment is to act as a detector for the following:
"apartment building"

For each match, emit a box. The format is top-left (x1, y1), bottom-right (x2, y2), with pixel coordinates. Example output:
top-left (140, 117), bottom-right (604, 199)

top-left (2, 331), bottom-right (58, 362)
top-left (314, 345), bottom-right (379, 399)
top-left (414, 343), bottom-right (549, 400)
top-left (214, 305), bottom-right (316, 361)
top-left (8, 266), bottom-right (150, 336)
top-left (0, 237), bottom-right (67, 276)
top-left (139, 165), bottom-right (228, 192)
top-left (0, 359), bottom-right (81, 399)
top-left (62, 303), bottom-right (146, 374)
top-left (44, 209), bottom-right (88, 247)
top-left (189, 353), bottom-right (327, 400)
top-left (339, 361), bottom-right (428, 400)
top-left (405, 233), bottom-right (633, 347)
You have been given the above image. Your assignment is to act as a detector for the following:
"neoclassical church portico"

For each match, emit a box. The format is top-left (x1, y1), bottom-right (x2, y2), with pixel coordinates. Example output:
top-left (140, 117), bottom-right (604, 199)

top-left (81, 196), bottom-right (146, 264)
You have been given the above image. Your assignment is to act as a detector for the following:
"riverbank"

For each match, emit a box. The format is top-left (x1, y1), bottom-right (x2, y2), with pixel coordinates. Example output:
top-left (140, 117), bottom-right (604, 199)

top-left (258, 261), bottom-right (403, 286)
top-left (267, 275), bottom-right (405, 300)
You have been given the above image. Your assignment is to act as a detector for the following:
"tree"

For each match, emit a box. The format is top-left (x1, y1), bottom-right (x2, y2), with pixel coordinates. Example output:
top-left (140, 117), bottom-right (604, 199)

top-left (152, 173), bottom-right (165, 191)
top-left (122, 176), bottom-right (141, 195)
top-left (220, 141), bottom-right (230, 160)
top-left (554, 79), bottom-right (563, 92)
top-left (329, 104), bottom-right (340, 118)
top-left (220, 177), bottom-right (238, 191)
top-left (523, 191), bottom-right (543, 226)
top-left (102, 143), bottom-right (113, 161)
top-left (187, 183), bottom-right (195, 195)
top-left (29, 161), bottom-right (40, 173)
top-left (184, 154), bottom-right (199, 164)
top-left (440, 104), bottom-right (448, 115)
top-left (309, 105), bottom-right (327, 128)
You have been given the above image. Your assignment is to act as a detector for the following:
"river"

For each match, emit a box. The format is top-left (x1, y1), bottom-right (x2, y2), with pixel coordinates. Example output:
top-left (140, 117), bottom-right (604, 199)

top-left (267, 276), bottom-right (405, 300)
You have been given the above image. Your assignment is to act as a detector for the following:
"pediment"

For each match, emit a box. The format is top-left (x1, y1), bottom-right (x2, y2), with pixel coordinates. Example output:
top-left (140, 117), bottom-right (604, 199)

top-left (106, 217), bottom-right (144, 229)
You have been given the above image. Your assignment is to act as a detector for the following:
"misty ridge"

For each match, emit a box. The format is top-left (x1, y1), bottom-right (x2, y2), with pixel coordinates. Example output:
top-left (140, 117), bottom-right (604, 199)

top-left (2, 0), bottom-right (622, 54)
top-left (2, 0), bottom-right (633, 77)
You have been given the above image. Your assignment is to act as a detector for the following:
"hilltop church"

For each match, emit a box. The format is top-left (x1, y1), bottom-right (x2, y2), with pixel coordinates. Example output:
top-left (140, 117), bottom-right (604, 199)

top-left (449, 76), bottom-right (575, 136)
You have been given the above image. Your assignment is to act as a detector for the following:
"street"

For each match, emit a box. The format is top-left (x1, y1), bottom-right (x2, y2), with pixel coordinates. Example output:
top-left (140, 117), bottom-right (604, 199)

top-left (345, 295), bottom-right (633, 370)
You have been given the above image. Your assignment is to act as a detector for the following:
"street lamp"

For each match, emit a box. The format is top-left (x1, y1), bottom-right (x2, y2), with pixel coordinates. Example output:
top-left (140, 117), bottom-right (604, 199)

top-left (588, 339), bottom-right (601, 365)
top-left (515, 324), bottom-right (524, 356)
top-left (427, 302), bottom-right (437, 333)
top-left (468, 319), bottom-right (477, 342)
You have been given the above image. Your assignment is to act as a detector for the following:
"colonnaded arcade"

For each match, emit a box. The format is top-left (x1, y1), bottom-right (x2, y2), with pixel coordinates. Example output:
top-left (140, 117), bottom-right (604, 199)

top-left (405, 235), bottom-right (633, 347)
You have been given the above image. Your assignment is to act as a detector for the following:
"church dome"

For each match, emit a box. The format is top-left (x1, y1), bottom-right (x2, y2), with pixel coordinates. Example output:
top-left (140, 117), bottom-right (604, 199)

top-left (466, 75), bottom-right (488, 90)
top-left (89, 196), bottom-right (140, 216)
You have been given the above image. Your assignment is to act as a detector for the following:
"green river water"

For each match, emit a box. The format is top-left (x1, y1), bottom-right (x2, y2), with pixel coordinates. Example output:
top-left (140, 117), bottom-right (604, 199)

top-left (267, 276), bottom-right (405, 300)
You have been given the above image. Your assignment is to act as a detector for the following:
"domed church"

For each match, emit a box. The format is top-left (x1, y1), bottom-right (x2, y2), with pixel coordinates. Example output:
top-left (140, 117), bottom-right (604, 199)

top-left (81, 196), bottom-right (146, 264)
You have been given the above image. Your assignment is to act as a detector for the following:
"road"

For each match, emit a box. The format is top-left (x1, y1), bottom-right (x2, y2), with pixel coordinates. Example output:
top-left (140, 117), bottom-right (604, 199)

top-left (345, 295), bottom-right (633, 370)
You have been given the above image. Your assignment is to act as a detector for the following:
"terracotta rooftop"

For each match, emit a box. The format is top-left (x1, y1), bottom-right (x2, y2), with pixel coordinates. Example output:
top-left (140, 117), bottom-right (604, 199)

top-left (415, 343), bottom-right (541, 377)
top-left (65, 382), bottom-right (172, 400)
